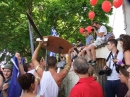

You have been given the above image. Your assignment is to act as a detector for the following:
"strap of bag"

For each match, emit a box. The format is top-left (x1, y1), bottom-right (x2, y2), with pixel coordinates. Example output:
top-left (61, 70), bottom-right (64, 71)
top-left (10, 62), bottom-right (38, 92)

top-left (111, 50), bottom-right (119, 59)
top-left (106, 52), bottom-right (112, 62)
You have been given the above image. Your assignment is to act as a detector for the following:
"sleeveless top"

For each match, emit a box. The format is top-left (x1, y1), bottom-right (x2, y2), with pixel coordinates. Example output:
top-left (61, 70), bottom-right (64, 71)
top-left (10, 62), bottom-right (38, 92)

top-left (40, 71), bottom-right (59, 97)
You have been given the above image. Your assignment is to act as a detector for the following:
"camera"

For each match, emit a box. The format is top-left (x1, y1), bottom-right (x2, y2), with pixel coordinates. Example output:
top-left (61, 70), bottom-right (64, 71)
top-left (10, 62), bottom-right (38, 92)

top-left (91, 26), bottom-right (97, 32)
top-left (99, 67), bottom-right (112, 76)
top-left (91, 28), bottom-right (94, 32)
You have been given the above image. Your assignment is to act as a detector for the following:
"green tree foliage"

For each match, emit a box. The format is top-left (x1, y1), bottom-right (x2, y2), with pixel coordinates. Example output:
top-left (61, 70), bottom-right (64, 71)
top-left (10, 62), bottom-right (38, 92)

top-left (0, 0), bottom-right (113, 61)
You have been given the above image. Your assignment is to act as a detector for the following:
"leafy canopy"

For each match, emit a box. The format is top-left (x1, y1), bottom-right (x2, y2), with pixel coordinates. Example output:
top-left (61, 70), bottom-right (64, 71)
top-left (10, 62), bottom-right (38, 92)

top-left (0, 0), bottom-right (113, 62)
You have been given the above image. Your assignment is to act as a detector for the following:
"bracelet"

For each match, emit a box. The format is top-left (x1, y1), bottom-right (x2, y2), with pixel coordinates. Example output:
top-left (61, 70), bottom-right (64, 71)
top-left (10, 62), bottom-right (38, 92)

top-left (64, 65), bottom-right (71, 71)
top-left (35, 65), bottom-right (41, 72)
top-left (118, 61), bottom-right (124, 66)
top-left (35, 76), bottom-right (40, 82)
top-left (35, 79), bottom-right (40, 83)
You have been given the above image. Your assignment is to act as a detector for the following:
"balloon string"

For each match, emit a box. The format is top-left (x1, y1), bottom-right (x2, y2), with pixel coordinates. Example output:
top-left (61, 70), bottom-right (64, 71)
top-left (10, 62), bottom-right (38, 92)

top-left (112, 8), bottom-right (117, 29)
top-left (92, 6), bottom-right (94, 11)
top-left (91, 6), bottom-right (95, 24)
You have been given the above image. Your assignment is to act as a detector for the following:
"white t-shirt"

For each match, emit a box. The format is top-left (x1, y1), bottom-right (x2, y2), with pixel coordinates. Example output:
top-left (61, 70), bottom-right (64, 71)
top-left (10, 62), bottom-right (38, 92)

top-left (96, 25), bottom-right (107, 40)
top-left (40, 71), bottom-right (59, 97)
top-left (106, 51), bottom-right (123, 80)
top-left (27, 69), bottom-right (35, 74)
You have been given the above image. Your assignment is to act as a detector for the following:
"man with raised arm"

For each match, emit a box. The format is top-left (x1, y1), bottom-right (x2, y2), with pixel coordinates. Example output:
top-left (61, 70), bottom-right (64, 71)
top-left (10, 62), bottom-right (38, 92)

top-left (32, 41), bottom-right (73, 97)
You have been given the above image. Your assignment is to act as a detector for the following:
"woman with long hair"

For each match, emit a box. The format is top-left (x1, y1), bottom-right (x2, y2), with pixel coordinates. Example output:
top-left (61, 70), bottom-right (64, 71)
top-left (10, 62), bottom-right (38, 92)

top-left (118, 35), bottom-right (130, 65)
top-left (117, 34), bottom-right (130, 97)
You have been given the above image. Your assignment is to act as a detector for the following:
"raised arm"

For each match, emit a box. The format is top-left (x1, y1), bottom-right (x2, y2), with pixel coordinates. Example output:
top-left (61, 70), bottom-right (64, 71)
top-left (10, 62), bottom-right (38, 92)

top-left (58, 48), bottom-right (73, 80)
top-left (32, 42), bottom-right (44, 78)
top-left (15, 53), bottom-right (25, 75)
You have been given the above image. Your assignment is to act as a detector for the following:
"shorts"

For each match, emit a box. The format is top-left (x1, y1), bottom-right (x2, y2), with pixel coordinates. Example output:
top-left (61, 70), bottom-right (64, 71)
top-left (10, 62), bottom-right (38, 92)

top-left (92, 39), bottom-right (104, 47)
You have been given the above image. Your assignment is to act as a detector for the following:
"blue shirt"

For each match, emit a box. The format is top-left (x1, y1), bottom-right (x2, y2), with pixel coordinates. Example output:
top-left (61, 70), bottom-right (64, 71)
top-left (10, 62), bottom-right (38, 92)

top-left (86, 35), bottom-right (93, 45)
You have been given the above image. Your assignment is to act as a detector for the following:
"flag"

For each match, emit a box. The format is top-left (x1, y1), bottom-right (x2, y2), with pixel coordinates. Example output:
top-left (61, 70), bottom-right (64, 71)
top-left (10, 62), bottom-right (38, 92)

top-left (8, 56), bottom-right (22, 97)
top-left (49, 27), bottom-right (59, 57)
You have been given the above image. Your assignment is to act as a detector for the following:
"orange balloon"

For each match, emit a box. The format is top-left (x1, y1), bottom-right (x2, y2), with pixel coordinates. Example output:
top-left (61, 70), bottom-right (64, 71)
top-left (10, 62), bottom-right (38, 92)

top-left (113, 0), bottom-right (123, 8)
top-left (88, 11), bottom-right (95, 20)
top-left (102, 1), bottom-right (112, 12)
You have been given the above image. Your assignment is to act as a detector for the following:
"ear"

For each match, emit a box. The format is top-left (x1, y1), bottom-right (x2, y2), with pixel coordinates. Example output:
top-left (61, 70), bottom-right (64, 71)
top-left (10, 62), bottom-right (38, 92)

top-left (31, 83), bottom-right (35, 90)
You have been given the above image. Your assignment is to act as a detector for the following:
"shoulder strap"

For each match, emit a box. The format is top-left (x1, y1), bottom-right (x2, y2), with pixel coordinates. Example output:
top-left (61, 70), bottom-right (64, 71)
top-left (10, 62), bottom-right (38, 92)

top-left (111, 50), bottom-right (119, 59)
top-left (106, 52), bottom-right (112, 62)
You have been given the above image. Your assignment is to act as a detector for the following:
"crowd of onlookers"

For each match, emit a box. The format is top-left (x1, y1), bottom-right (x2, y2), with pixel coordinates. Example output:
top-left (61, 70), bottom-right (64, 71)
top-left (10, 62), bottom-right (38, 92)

top-left (1, 21), bottom-right (130, 97)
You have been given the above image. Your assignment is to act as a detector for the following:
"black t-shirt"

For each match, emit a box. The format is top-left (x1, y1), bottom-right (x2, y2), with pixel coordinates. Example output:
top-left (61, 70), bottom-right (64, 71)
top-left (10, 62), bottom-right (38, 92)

top-left (77, 43), bottom-right (84, 47)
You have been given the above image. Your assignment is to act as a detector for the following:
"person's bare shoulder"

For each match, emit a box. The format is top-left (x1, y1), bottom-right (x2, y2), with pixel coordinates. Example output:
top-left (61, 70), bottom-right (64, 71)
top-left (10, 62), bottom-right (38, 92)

top-left (20, 94), bottom-right (37, 97)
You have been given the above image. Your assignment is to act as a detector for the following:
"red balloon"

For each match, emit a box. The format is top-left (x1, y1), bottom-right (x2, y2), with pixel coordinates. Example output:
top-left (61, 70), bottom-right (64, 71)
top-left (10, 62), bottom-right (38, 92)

top-left (102, 1), bottom-right (112, 12)
top-left (88, 11), bottom-right (95, 20)
top-left (79, 28), bottom-right (84, 34)
top-left (86, 26), bottom-right (92, 33)
top-left (113, 0), bottom-right (123, 8)
top-left (90, 0), bottom-right (98, 6)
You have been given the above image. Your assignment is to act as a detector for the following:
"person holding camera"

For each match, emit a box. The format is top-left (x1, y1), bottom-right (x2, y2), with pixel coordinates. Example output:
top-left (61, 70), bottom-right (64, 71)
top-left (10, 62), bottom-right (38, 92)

top-left (78, 30), bottom-right (94, 58)
top-left (86, 21), bottom-right (107, 65)
top-left (101, 39), bottom-right (123, 97)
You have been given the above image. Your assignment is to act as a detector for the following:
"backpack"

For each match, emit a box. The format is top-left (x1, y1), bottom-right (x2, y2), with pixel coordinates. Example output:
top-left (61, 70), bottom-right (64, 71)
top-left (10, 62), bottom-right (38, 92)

top-left (104, 32), bottom-right (115, 43)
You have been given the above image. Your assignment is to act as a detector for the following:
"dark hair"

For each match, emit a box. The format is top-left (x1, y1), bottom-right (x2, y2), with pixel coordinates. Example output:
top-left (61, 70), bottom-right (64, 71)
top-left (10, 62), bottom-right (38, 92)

top-left (73, 57), bottom-right (89, 74)
top-left (119, 35), bottom-right (130, 52)
top-left (92, 21), bottom-right (100, 25)
top-left (17, 73), bottom-right (35, 91)
top-left (77, 39), bottom-right (81, 42)
top-left (23, 63), bottom-right (31, 72)
top-left (107, 39), bottom-right (118, 47)
top-left (37, 56), bottom-right (43, 63)
top-left (119, 34), bottom-right (125, 39)
top-left (119, 65), bottom-right (129, 77)
top-left (47, 56), bottom-right (57, 68)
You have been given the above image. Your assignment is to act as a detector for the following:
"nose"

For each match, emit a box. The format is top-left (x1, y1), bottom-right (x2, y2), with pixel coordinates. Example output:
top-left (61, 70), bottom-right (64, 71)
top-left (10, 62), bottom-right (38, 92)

top-left (127, 67), bottom-right (130, 72)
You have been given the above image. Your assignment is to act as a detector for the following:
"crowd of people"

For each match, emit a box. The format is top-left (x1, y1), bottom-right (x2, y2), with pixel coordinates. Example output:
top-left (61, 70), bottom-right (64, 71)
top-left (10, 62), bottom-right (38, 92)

top-left (1, 21), bottom-right (130, 97)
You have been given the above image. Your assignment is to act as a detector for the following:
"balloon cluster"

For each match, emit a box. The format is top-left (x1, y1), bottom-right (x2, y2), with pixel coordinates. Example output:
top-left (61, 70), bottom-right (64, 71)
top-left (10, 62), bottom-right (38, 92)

top-left (102, 0), bottom-right (123, 12)
top-left (80, 0), bottom-right (123, 34)
top-left (79, 26), bottom-right (93, 34)
top-left (89, 0), bottom-right (123, 14)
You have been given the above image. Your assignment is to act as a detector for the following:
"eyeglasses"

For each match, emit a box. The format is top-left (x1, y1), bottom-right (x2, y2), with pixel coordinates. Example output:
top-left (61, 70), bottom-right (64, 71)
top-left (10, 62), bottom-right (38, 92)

top-left (77, 41), bottom-right (79, 43)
